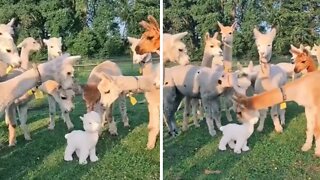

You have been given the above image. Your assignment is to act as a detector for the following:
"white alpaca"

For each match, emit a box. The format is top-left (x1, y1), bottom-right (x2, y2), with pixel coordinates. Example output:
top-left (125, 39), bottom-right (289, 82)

top-left (0, 18), bottom-right (15, 38)
top-left (64, 111), bottom-right (101, 165)
top-left (163, 32), bottom-right (190, 65)
top-left (218, 116), bottom-right (259, 154)
top-left (43, 37), bottom-right (62, 60)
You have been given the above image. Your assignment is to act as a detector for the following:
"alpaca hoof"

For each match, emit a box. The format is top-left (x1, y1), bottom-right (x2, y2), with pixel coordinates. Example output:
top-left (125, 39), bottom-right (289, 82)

top-left (275, 126), bottom-right (283, 133)
top-left (67, 124), bottom-right (74, 130)
top-left (301, 143), bottom-right (312, 152)
top-left (90, 156), bottom-right (99, 162)
top-left (124, 122), bottom-right (130, 127)
top-left (209, 130), bottom-right (216, 137)
top-left (257, 126), bottom-right (264, 132)
top-left (194, 123), bottom-right (200, 128)
top-left (182, 125), bottom-right (188, 132)
top-left (146, 142), bottom-right (155, 150)
top-left (64, 156), bottom-right (73, 161)
top-left (48, 125), bottom-right (55, 130)
top-left (218, 146), bottom-right (226, 151)
top-left (79, 160), bottom-right (88, 165)
top-left (242, 146), bottom-right (250, 152)
top-left (24, 136), bottom-right (32, 141)
top-left (110, 131), bottom-right (118, 136)
top-left (8, 143), bottom-right (16, 147)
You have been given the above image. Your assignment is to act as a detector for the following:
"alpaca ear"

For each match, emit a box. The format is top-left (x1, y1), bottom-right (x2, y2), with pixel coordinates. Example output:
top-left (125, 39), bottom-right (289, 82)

top-left (147, 15), bottom-right (159, 29)
top-left (204, 32), bottom-right (210, 40)
top-left (65, 55), bottom-right (81, 65)
top-left (7, 18), bottom-right (15, 27)
top-left (213, 32), bottom-right (219, 39)
top-left (127, 37), bottom-right (138, 44)
top-left (58, 37), bottom-right (62, 43)
top-left (139, 20), bottom-right (151, 30)
top-left (231, 21), bottom-right (237, 29)
top-left (248, 61), bottom-right (254, 72)
top-left (95, 72), bottom-right (113, 81)
top-left (253, 27), bottom-right (261, 39)
top-left (17, 41), bottom-right (25, 48)
top-left (43, 39), bottom-right (49, 45)
top-left (217, 21), bottom-right (224, 30)
top-left (173, 32), bottom-right (188, 41)
top-left (303, 48), bottom-right (310, 55)
top-left (237, 62), bottom-right (243, 71)
top-left (269, 27), bottom-right (277, 39)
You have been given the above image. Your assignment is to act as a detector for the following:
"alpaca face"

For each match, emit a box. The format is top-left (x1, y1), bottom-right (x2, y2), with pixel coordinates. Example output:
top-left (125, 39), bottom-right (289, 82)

top-left (218, 72), bottom-right (251, 95)
top-left (96, 74), bottom-right (121, 108)
top-left (128, 37), bottom-right (151, 64)
top-left (17, 37), bottom-right (41, 52)
top-left (43, 37), bottom-right (62, 59)
top-left (311, 44), bottom-right (320, 56)
top-left (135, 16), bottom-right (160, 55)
top-left (0, 18), bottom-right (15, 39)
top-left (218, 21), bottom-right (236, 45)
top-left (82, 84), bottom-right (101, 112)
top-left (293, 50), bottom-right (312, 73)
top-left (253, 27), bottom-right (276, 61)
top-left (55, 88), bottom-right (75, 112)
top-left (0, 37), bottom-right (21, 67)
top-left (163, 32), bottom-right (190, 65)
top-left (81, 111), bottom-right (101, 132)
top-left (204, 32), bottom-right (223, 58)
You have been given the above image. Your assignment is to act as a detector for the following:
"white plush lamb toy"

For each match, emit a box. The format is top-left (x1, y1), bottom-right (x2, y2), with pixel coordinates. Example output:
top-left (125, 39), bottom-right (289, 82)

top-left (218, 101), bottom-right (260, 154)
top-left (64, 111), bottom-right (101, 164)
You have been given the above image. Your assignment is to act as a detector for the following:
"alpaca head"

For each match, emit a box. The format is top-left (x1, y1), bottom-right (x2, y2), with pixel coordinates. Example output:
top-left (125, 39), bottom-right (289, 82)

top-left (127, 37), bottom-right (152, 64)
top-left (217, 21), bottom-right (236, 45)
top-left (56, 88), bottom-right (75, 112)
top-left (135, 15), bottom-right (160, 55)
top-left (43, 37), bottom-right (62, 59)
top-left (218, 72), bottom-right (251, 95)
top-left (232, 94), bottom-right (260, 124)
top-left (292, 49), bottom-right (313, 73)
top-left (80, 111), bottom-right (102, 133)
top-left (253, 27), bottom-right (276, 61)
top-left (82, 84), bottom-right (101, 112)
top-left (311, 44), bottom-right (320, 56)
top-left (0, 36), bottom-right (21, 67)
top-left (17, 37), bottom-right (41, 53)
top-left (96, 73), bottom-right (121, 108)
top-left (163, 32), bottom-right (190, 65)
top-left (49, 54), bottom-right (80, 89)
top-left (204, 32), bottom-right (223, 58)
top-left (0, 18), bottom-right (15, 39)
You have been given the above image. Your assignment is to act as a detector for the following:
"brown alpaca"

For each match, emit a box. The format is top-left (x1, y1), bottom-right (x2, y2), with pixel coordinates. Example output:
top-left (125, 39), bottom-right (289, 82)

top-left (235, 69), bottom-right (320, 157)
top-left (82, 84), bottom-right (100, 112)
top-left (292, 49), bottom-right (317, 73)
top-left (135, 15), bottom-right (160, 55)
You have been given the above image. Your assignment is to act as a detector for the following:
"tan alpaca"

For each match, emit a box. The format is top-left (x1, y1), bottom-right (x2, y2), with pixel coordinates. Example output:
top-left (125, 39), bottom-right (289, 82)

top-left (0, 54), bottom-right (80, 145)
top-left (310, 44), bottom-right (320, 65)
top-left (43, 37), bottom-right (62, 60)
top-left (217, 21), bottom-right (236, 70)
top-left (83, 61), bottom-right (130, 135)
top-left (96, 73), bottom-right (159, 149)
top-left (253, 27), bottom-right (288, 133)
top-left (163, 32), bottom-right (190, 65)
top-left (0, 18), bottom-right (15, 38)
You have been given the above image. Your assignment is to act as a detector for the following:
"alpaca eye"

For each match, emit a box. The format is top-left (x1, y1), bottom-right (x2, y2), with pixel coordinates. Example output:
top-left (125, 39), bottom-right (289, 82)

top-left (105, 90), bottom-right (110, 94)
top-left (33, 42), bottom-right (36, 44)
top-left (67, 72), bottom-right (71, 75)
top-left (50, 46), bottom-right (53, 48)
top-left (6, 49), bottom-right (11, 53)
top-left (229, 32), bottom-right (232, 35)
top-left (147, 36), bottom-right (154, 40)
top-left (268, 44), bottom-right (271, 47)
top-left (0, 32), bottom-right (2, 35)
top-left (178, 49), bottom-right (183, 52)
top-left (210, 45), bottom-right (214, 48)
top-left (61, 96), bottom-right (67, 100)
top-left (302, 61), bottom-right (306, 63)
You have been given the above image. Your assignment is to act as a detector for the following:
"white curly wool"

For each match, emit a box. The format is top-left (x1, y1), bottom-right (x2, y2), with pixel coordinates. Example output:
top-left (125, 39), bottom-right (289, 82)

top-left (218, 117), bottom-right (258, 154)
top-left (64, 111), bottom-right (101, 165)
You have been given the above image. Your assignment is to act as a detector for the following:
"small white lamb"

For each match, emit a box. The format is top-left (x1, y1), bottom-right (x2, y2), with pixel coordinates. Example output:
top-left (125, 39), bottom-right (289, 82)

top-left (64, 111), bottom-right (101, 165)
top-left (218, 115), bottom-right (259, 154)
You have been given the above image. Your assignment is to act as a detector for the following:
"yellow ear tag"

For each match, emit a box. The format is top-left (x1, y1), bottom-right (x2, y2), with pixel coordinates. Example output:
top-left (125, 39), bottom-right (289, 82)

top-left (280, 102), bottom-right (287, 109)
top-left (34, 89), bottom-right (44, 99)
top-left (139, 67), bottom-right (142, 74)
top-left (6, 65), bottom-right (13, 74)
top-left (129, 95), bottom-right (137, 105)
top-left (27, 90), bottom-right (34, 96)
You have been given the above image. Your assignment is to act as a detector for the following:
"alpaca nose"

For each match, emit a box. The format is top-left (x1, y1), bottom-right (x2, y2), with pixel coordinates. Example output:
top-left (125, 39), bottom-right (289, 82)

top-left (58, 51), bottom-right (62, 55)
top-left (218, 79), bottom-right (222, 85)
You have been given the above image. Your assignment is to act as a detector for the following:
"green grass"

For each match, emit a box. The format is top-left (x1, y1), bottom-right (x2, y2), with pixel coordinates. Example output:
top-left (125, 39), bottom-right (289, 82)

top-left (0, 58), bottom-right (159, 179)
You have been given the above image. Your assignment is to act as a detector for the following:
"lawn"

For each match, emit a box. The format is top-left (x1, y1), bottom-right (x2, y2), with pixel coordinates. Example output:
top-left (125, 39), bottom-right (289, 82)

top-left (164, 57), bottom-right (320, 180)
top-left (0, 57), bottom-right (160, 179)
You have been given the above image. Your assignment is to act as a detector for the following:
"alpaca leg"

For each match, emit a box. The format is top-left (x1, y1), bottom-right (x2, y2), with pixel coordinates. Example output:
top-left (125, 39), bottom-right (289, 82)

top-left (257, 109), bottom-right (268, 132)
top-left (89, 147), bottom-right (99, 162)
top-left (228, 140), bottom-right (236, 149)
top-left (202, 99), bottom-right (216, 137)
top-left (19, 104), bottom-right (32, 140)
top-left (224, 96), bottom-right (233, 122)
top-left (271, 105), bottom-right (283, 133)
top-left (241, 140), bottom-right (250, 151)
top-left (191, 98), bottom-right (200, 127)
top-left (6, 105), bottom-right (17, 146)
top-left (78, 149), bottom-right (89, 165)
top-left (118, 95), bottom-right (129, 127)
top-left (302, 108), bottom-right (314, 151)
top-left (279, 106), bottom-right (286, 126)
top-left (182, 97), bottom-right (191, 131)
top-left (147, 105), bottom-right (160, 150)
top-left (107, 104), bottom-right (118, 135)
top-left (213, 100), bottom-right (222, 129)
top-left (218, 136), bottom-right (229, 150)
top-left (48, 95), bottom-right (56, 130)
top-left (234, 139), bottom-right (245, 154)
top-left (64, 145), bottom-right (75, 161)
top-left (61, 111), bottom-right (74, 130)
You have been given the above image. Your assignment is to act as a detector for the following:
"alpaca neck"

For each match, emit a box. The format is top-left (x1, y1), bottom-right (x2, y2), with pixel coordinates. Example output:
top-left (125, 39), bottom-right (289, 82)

top-left (20, 48), bottom-right (31, 70)
top-left (141, 55), bottom-right (153, 75)
top-left (201, 51), bottom-right (214, 67)
top-left (115, 76), bottom-right (154, 92)
top-left (306, 59), bottom-right (317, 72)
top-left (223, 42), bottom-right (232, 70)
top-left (258, 63), bottom-right (274, 90)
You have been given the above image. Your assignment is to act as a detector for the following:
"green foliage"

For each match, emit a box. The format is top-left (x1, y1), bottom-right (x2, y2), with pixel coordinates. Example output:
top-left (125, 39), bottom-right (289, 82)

top-left (165, 0), bottom-right (320, 61)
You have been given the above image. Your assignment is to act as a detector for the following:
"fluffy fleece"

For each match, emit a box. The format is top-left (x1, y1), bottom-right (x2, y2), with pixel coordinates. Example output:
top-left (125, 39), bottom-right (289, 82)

top-left (218, 116), bottom-right (259, 154)
top-left (64, 111), bottom-right (101, 165)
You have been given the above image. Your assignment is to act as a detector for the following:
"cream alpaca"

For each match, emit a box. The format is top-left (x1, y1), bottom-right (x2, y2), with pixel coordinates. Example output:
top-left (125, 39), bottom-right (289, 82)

top-left (163, 32), bottom-right (190, 65)
top-left (83, 61), bottom-right (129, 136)
top-left (64, 111), bottom-right (101, 165)
top-left (310, 44), bottom-right (320, 65)
top-left (96, 73), bottom-right (159, 150)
